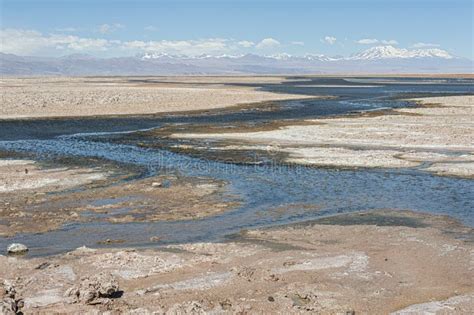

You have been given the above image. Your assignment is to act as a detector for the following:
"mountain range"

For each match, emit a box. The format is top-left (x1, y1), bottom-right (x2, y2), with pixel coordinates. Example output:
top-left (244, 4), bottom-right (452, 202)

top-left (1, 46), bottom-right (472, 75)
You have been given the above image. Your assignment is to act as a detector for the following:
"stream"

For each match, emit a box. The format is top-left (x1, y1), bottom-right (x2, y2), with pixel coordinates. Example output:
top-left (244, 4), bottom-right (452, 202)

top-left (1, 77), bottom-right (473, 256)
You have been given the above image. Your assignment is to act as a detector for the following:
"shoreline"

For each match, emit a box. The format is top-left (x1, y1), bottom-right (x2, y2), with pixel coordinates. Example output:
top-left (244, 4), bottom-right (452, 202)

top-left (0, 158), bottom-right (237, 237)
top-left (1, 209), bottom-right (472, 313)
top-left (173, 95), bottom-right (474, 178)
top-left (0, 76), bottom-right (316, 120)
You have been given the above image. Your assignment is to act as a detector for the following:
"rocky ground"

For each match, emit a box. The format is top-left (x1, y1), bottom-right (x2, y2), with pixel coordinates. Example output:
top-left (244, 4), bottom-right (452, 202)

top-left (1, 210), bottom-right (473, 314)
top-left (0, 76), bottom-right (315, 119)
top-left (174, 95), bottom-right (474, 178)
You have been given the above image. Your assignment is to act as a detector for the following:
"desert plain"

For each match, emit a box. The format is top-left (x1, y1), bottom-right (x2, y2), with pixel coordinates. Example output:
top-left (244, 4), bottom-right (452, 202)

top-left (0, 75), bottom-right (473, 314)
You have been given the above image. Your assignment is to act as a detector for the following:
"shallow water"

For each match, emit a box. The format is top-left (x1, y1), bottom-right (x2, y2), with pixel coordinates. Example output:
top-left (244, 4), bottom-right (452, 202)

top-left (1, 77), bottom-right (473, 256)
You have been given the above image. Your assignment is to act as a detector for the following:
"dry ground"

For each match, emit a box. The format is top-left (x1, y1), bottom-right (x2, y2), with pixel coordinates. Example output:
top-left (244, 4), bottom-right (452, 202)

top-left (1, 210), bottom-right (473, 314)
top-left (174, 95), bottom-right (474, 177)
top-left (0, 76), bottom-right (314, 119)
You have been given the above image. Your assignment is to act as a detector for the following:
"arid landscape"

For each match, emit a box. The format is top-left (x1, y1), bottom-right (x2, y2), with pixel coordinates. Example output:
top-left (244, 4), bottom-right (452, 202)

top-left (174, 95), bottom-right (474, 178)
top-left (1, 74), bottom-right (473, 314)
top-left (0, 76), bottom-right (313, 119)
top-left (1, 210), bottom-right (473, 314)
top-left (3, 0), bottom-right (474, 313)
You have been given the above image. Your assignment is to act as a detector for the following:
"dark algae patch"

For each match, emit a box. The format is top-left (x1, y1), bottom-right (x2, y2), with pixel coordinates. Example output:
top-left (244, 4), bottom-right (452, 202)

top-left (312, 211), bottom-right (430, 228)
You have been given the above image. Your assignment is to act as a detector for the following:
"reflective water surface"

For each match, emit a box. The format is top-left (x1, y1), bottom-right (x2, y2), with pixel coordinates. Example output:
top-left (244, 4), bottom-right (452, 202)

top-left (1, 77), bottom-right (473, 256)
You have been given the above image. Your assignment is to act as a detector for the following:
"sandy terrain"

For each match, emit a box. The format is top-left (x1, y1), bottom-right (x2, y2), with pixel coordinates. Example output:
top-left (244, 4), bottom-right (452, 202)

top-left (1, 210), bottom-right (472, 314)
top-left (174, 95), bottom-right (474, 177)
top-left (0, 158), bottom-right (236, 237)
top-left (0, 77), bottom-right (314, 119)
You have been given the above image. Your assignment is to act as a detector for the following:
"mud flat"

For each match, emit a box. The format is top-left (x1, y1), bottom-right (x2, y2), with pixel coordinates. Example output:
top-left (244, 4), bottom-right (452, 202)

top-left (1, 210), bottom-right (472, 313)
top-left (0, 159), bottom-right (109, 236)
top-left (174, 95), bottom-right (474, 178)
top-left (0, 158), bottom-right (236, 237)
top-left (0, 76), bottom-right (314, 119)
top-left (0, 159), bottom-right (106, 194)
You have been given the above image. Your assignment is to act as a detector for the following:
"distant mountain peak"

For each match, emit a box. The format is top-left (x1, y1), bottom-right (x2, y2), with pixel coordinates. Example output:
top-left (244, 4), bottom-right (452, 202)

top-left (349, 45), bottom-right (454, 60)
top-left (2, 49), bottom-right (470, 76)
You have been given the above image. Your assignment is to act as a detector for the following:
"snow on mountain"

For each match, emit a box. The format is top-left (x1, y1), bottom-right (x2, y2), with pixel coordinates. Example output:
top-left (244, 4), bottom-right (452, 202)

top-left (139, 46), bottom-right (454, 62)
top-left (141, 52), bottom-right (186, 60)
top-left (267, 53), bottom-right (293, 60)
top-left (303, 54), bottom-right (337, 62)
top-left (349, 45), bottom-right (453, 60)
top-left (2, 46), bottom-right (470, 75)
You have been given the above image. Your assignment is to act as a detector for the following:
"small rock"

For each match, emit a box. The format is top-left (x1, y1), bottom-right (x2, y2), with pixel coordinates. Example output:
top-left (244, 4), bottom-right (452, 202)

top-left (219, 299), bottom-right (232, 310)
top-left (265, 273), bottom-right (280, 282)
top-left (35, 262), bottom-right (51, 270)
top-left (236, 266), bottom-right (256, 282)
top-left (1, 280), bottom-right (24, 315)
top-left (268, 296), bottom-right (275, 302)
top-left (167, 301), bottom-right (205, 314)
top-left (7, 243), bottom-right (28, 255)
top-left (66, 273), bottom-right (120, 305)
top-left (97, 239), bottom-right (125, 245)
top-left (151, 182), bottom-right (163, 188)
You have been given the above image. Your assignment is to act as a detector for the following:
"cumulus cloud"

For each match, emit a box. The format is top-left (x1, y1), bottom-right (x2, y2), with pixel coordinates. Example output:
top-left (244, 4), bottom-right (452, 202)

top-left (256, 38), bottom-right (281, 49)
top-left (122, 38), bottom-right (232, 56)
top-left (0, 28), bottom-right (111, 55)
top-left (412, 42), bottom-right (440, 48)
top-left (97, 23), bottom-right (124, 34)
top-left (356, 38), bottom-right (378, 44)
top-left (322, 36), bottom-right (337, 45)
top-left (356, 38), bottom-right (398, 45)
top-left (0, 28), bottom-right (313, 57)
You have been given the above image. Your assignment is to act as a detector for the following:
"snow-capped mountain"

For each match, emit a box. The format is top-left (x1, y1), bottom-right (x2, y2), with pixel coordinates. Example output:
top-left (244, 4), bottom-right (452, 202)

top-left (139, 46), bottom-right (455, 62)
top-left (1, 45), bottom-right (471, 75)
top-left (303, 54), bottom-right (337, 62)
top-left (140, 52), bottom-right (246, 60)
top-left (349, 45), bottom-right (453, 60)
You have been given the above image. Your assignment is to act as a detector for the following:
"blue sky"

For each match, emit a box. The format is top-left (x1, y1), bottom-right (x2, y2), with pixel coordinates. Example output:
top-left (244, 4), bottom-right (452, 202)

top-left (1, 0), bottom-right (473, 58)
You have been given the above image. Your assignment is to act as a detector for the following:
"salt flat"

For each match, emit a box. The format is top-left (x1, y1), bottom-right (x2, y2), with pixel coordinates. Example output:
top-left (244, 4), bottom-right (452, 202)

top-left (0, 76), bottom-right (313, 119)
top-left (175, 95), bottom-right (474, 177)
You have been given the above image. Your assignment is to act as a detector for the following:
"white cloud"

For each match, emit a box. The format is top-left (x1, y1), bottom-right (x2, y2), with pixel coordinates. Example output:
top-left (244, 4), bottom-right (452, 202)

top-left (291, 41), bottom-right (305, 46)
top-left (0, 29), bottom-right (246, 56)
top-left (97, 23), bottom-right (124, 34)
top-left (322, 36), bottom-right (337, 45)
top-left (122, 38), bottom-right (232, 56)
top-left (356, 38), bottom-right (398, 45)
top-left (412, 42), bottom-right (440, 48)
top-left (238, 40), bottom-right (255, 48)
top-left (0, 28), bottom-right (111, 55)
top-left (356, 38), bottom-right (379, 44)
top-left (4, 28), bottom-right (373, 58)
top-left (256, 38), bottom-right (280, 49)
top-left (144, 25), bottom-right (158, 32)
